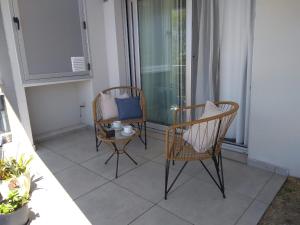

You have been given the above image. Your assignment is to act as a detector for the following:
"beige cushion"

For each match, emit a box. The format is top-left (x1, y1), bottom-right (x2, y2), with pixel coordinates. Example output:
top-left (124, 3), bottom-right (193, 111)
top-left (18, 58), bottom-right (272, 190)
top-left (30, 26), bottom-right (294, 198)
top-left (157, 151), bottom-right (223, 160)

top-left (100, 92), bottom-right (129, 120)
top-left (183, 101), bottom-right (222, 153)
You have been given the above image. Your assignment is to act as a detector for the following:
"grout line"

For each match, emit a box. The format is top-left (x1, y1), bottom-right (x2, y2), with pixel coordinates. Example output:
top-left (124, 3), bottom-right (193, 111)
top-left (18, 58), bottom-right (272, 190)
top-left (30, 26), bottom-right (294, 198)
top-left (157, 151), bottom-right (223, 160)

top-left (127, 204), bottom-right (157, 225)
top-left (74, 180), bottom-right (111, 201)
top-left (112, 160), bottom-right (194, 206)
top-left (38, 144), bottom-right (112, 185)
top-left (233, 173), bottom-right (275, 225)
top-left (233, 197), bottom-right (257, 225)
top-left (156, 205), bottom-right (195, 225)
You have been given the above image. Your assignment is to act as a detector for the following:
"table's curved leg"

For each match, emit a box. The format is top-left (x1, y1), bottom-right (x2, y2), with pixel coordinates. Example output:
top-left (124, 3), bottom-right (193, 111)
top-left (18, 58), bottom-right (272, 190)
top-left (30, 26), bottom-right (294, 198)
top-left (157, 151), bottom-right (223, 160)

top-left (116, 150), bottom-right (119, 178)
top-left (111, 143), bottom-right (120, 178)
top-left (122, 139), bottom-right (138, 165)
top-left (105, 152), bottom-right (115, 165)
top-left (123, 151), bottom-right (138, 165)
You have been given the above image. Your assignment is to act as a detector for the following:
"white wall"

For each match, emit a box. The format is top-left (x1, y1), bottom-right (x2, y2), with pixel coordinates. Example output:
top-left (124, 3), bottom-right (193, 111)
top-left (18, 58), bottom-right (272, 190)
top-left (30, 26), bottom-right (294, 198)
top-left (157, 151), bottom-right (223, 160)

top-left (26, 83), bottom-right (82, 137)
top-left (0, 7), bottom-right (18, 114)
top-left (85, 0), bottom-right (110, 95)
top-left (0, 0), bottom-right (114, 142)
top-left (102, 0), bottom-right (129, 87)
top-left (248, 0), bottom-right (300, 177)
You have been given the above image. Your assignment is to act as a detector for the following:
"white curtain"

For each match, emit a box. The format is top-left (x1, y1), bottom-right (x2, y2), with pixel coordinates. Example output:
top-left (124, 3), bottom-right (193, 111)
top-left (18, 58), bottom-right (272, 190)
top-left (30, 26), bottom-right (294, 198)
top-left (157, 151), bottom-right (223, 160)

top-left (194, 0), bottom-right (220, 104)
top-left (194, 0), bottom-right (254, 145)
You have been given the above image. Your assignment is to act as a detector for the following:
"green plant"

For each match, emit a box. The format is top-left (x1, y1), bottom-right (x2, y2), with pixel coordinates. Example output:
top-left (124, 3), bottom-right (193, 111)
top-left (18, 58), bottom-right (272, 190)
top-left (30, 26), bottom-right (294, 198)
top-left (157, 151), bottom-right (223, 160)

top-left (0, 190), bottom-right (29, 214)
top-left (0, 154), bottom-right (33, 180)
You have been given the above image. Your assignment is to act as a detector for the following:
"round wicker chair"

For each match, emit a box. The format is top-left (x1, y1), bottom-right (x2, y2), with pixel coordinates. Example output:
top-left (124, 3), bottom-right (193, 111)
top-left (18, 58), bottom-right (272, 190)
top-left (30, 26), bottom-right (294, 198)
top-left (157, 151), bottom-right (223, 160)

top-left (164, 101), bottom-right (239, 199)
top-left (92, 86), bottom-right (147, 151)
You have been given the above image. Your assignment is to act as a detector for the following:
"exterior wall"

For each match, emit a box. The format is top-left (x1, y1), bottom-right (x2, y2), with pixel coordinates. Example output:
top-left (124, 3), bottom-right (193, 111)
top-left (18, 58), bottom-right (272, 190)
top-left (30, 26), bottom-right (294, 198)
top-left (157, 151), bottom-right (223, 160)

top-left (0, 0), bottom-right (113, 140)
top-left (0, 7), bottom-right (18, 114)
top-left (248, 0), bottom-right (300, 177)
top-left (25, 83), bottom-right (82, 137)
top-left (86, 0), bottom-right (110, 95)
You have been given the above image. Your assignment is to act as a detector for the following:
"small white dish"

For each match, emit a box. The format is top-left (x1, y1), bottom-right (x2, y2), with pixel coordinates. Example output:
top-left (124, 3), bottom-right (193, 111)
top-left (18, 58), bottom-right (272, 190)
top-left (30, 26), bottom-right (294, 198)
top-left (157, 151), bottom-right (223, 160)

top-left (121, 130), bottom-right (136, 137)
top-left (123, 125), bottom-right (133, 134)
top-left (112, 125), bottom-right (123, 131)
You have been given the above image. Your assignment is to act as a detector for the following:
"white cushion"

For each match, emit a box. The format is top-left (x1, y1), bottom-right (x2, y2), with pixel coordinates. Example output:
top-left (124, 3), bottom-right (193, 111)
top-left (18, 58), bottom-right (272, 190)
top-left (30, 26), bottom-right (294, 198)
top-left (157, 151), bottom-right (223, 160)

top-left (100, 92), bottom-right (129, 120)
top-left (183, 101), bottom-right (222, 153)
top-left (118, 93), bottom-right (129, 99)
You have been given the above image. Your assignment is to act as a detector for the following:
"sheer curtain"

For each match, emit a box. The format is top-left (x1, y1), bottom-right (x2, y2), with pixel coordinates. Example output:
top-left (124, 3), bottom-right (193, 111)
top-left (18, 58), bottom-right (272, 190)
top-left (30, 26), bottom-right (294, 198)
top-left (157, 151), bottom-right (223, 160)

top-left (194, 0), bottom-right (254, 145)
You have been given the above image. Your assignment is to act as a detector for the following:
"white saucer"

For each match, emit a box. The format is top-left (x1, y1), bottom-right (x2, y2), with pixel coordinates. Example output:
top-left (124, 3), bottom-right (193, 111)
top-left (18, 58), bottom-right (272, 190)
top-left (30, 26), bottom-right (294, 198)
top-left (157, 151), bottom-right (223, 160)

top-left (121, 130), bottom-right (136, 137)
top-left (111, 125), bottom-right (123, 131)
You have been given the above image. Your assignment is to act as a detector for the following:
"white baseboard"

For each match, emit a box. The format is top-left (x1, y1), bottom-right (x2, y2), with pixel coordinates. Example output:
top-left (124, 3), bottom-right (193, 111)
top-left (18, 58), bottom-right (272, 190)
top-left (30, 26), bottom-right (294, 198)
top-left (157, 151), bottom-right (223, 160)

top-left (34, 123), bottom-right (88, 143)
top-left (247, 157), bottom-right (289, 176)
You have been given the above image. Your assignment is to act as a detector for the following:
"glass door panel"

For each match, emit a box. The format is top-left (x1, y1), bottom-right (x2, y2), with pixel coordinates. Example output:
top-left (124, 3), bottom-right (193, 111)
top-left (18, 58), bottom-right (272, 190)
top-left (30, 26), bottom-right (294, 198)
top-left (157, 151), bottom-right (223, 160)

top-left (136, 0), bottom-right (186, 125)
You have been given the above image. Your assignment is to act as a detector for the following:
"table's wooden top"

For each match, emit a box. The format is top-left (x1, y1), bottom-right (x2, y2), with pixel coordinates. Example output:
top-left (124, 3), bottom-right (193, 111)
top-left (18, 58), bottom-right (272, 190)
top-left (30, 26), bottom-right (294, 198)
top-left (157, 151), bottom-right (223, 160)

top-left (97, 127), bottom-right (140, 143)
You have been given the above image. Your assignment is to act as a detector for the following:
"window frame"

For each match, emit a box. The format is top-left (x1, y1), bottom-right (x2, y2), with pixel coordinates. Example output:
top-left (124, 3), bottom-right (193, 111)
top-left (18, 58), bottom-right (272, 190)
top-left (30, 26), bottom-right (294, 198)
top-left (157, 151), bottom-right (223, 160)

top-left (11, 0), bottom-right (92, 84)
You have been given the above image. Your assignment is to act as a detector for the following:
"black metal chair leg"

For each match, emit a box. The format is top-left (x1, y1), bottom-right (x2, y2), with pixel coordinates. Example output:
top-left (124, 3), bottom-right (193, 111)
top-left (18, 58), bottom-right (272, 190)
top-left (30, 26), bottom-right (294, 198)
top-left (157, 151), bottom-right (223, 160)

top-left (144, 121), bottom-right (147, 149)
top-left (212, 155), bottom-right (226, 198)
top-left (165, 160), bottom-right (170, 200)
top-left (219, 152), bottom-right (226, 198)
top-left (165, 161), bottom-right (188, 200)
top-left (94, 124), bottom-right (99, 152)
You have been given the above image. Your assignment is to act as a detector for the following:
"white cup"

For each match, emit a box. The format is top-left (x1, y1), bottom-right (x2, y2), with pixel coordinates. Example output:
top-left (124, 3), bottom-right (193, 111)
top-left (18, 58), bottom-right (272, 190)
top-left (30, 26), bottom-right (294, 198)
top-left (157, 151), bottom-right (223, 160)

top-left (112, 121), bottom-right (121, 128)
top-left (123, 125), bottom-right (133, 134)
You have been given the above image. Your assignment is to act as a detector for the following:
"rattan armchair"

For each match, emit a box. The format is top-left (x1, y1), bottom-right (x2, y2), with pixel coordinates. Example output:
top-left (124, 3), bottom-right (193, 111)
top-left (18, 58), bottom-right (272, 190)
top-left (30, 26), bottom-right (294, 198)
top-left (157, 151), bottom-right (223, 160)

top-left (164, 101), bottom-right (239, 199)
top-left (92, 86), bottom-right (147, 151)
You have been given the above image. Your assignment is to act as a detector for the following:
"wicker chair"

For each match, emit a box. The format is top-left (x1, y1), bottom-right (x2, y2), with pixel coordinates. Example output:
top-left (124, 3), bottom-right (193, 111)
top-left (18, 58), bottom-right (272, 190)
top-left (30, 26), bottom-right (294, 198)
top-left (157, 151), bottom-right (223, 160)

top-left (164, 101), bottom-right (239, 199)
top-left (92, 86), bottom-right (147, 152)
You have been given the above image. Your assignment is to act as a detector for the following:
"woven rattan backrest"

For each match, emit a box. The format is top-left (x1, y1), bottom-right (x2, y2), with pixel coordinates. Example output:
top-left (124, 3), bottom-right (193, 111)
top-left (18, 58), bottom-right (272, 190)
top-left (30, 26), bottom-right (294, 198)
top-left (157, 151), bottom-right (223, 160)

top-left (165, 101), bottom-right (239, 159)
top-left (92, 86), bottom-right (146, 123)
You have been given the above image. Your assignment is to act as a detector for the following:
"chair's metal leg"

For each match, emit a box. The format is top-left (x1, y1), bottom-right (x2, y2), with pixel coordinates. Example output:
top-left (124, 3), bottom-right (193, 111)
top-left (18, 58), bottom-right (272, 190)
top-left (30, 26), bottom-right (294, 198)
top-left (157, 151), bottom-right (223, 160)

top-left (165, 160), bottom-right (170, 200)
top-left (137, 122), bottom-right (147, 150)
top-left (94, 124), bottom-right (99, 152)
top-left (144, 121), bottom-right (147, 149)
top-left (212, 155), bottom-right (226, 198)
top-left (200, 160), bottom-right (223, 192)
top-left (219, 152), bottom-right (225, 198)
top-left (165, 161), bottom-right (188, 200)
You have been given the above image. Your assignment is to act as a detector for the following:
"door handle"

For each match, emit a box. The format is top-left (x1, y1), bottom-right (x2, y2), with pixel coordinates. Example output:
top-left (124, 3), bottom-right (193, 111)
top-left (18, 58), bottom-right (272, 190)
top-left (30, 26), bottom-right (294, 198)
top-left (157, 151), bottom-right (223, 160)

top-left (13, 17), bottom-right (20, 30)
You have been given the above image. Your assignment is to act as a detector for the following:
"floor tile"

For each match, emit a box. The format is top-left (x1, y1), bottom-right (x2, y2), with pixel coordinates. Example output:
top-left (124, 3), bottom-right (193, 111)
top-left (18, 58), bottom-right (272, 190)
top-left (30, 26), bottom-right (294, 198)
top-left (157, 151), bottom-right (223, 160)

top-left (82, 152), bottom-right (147, 180)
top-left (76, 182), bottom-right (153, 225)
top-left (152, 154), bottom-right (212, 177)
top-left (256, 174), bottom-right (286, 204)
top-left (236, 200), bottom-right (268, 225)
top-left (159, 178), bottom-right (252, 225)
top-left (130, 206), bottom-right (192, 225)
top-left (36, 147), bottom-right (75, 174)
top-left (114, 161), bottom-right (191, 203)
top-left (55, 165), bottom-right (108, 199)
top-left (52, 140), bottom-right (107, 163)
top-left (196, 158), bottom-right (273, 198)
top-left (128, 137), bottom-right (164, 160)
top-left (37, 129), bottom-right (280, 225)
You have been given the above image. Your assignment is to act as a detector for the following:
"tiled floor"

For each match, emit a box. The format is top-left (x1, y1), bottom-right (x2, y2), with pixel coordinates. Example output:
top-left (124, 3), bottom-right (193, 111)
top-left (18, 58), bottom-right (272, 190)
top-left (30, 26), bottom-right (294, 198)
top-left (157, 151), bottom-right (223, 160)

top-left (37, 128), bottom-right (286, 225)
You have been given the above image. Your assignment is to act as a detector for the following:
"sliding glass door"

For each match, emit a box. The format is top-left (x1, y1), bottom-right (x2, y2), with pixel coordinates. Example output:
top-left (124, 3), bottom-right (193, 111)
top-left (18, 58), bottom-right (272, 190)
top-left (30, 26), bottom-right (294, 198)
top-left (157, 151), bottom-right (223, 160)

top-left (127, 0), bottom-right (190, 126)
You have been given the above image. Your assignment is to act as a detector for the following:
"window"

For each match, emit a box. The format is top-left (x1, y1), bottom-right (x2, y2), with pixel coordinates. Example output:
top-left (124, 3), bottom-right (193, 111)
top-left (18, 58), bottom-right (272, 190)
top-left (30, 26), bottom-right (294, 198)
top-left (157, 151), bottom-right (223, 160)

top-left (12, 0), bottom-right (91, 83)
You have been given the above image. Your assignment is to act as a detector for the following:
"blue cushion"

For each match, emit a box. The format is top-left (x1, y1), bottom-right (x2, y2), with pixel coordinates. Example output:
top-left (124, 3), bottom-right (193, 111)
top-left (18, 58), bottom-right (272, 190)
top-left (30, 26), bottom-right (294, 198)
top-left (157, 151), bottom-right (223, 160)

top-left (115, 96), bottom-right (142, 120)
